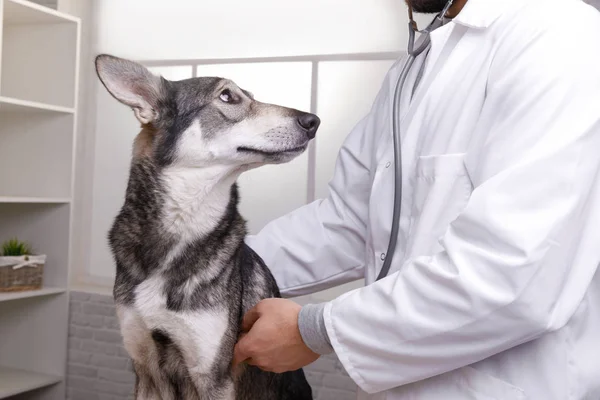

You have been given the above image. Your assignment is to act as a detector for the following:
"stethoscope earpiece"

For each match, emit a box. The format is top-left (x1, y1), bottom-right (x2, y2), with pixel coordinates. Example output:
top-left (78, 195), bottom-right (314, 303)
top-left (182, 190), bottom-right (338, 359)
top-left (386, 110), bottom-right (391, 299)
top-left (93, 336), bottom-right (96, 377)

top-left (406, 0), bottom-right (453, 56)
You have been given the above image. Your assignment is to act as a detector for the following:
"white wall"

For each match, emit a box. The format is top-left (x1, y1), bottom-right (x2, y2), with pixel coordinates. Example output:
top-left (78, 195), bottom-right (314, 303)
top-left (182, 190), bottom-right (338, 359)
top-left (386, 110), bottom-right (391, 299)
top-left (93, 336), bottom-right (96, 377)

top-left (95, 0), bottom-right (409, 60)
top-left (75, 0), bottom-right (426, 297)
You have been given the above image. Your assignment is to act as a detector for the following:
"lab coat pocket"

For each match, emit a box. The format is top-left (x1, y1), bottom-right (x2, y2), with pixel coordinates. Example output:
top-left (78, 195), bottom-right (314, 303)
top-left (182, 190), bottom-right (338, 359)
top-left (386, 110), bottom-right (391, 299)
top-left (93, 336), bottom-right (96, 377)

top-left (451, 366), bottom-right (527, 400)
top-left (406, 153), bottom-right (472, 258)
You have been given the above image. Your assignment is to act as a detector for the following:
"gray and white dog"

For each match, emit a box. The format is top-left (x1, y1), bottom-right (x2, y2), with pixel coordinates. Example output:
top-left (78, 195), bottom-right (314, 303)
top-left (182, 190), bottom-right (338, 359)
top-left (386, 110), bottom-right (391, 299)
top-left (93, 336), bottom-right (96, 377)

top-left (95, 54), bottom-right (318, 400)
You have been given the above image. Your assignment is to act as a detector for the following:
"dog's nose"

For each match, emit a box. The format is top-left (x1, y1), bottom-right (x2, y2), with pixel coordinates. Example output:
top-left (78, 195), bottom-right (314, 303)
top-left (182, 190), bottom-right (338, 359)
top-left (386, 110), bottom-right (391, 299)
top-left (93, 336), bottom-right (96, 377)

top-left (297, 113), bottom-right (320, 139)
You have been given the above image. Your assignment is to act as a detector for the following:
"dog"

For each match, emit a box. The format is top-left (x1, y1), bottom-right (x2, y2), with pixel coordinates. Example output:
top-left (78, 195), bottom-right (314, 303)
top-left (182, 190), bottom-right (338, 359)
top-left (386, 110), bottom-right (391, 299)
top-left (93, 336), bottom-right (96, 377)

top-left (95, 54), bottom-right (319, 400)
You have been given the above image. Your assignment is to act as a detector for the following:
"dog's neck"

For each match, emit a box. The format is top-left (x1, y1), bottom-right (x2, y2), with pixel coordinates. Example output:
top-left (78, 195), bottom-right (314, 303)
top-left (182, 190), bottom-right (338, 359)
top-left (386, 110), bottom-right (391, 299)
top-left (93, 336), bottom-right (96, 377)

top-left (160, 165), bottom-right (242, 241)
top-left (111, 158), bottom-right (247, 285)
top-left (121, 158), bottom-right (245, 245)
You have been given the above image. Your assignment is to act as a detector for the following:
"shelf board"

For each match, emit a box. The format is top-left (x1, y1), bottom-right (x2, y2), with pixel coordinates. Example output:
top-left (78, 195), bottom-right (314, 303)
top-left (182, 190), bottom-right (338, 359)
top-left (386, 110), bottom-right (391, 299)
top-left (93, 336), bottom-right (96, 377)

top-left (0, 287), bottom-right (66, 303)
top-left (0, 97), bottom-right (75, 114)
top-left (0, 197), bottom-right (71, 204)
top-left (0, 366), bottom-right (61, 399)
top-left (3, 0), bottom-right (79, 25)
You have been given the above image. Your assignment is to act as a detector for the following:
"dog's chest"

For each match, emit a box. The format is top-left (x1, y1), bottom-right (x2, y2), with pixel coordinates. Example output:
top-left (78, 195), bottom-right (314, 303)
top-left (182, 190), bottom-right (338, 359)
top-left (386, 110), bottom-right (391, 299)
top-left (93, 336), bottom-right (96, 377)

top-left (123, 275), bottom-right (232, 373)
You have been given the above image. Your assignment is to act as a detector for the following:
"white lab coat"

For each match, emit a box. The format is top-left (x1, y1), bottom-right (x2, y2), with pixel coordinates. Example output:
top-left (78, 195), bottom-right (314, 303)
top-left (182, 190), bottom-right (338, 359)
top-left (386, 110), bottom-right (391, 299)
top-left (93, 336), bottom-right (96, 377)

top-left (247, 0), bottom-right (600, 398)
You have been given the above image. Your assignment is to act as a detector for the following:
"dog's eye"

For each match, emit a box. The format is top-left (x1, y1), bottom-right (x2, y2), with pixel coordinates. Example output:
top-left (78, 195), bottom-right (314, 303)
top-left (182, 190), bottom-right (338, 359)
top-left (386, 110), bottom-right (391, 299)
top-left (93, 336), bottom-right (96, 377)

top-left (219, 89), bottom-right (233, 103)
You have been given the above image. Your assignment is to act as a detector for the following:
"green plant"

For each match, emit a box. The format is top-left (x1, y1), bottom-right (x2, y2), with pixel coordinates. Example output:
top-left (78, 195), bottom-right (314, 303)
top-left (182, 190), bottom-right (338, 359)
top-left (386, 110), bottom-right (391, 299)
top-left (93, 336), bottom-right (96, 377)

top-left (1, 238), bottom-right (32, 256)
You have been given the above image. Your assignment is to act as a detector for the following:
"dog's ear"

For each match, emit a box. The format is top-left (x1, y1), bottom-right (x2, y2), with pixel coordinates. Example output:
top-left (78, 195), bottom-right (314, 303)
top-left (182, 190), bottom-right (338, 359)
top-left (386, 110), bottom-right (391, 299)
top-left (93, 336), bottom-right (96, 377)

top-left (95, 54), bottom-right (165, 124)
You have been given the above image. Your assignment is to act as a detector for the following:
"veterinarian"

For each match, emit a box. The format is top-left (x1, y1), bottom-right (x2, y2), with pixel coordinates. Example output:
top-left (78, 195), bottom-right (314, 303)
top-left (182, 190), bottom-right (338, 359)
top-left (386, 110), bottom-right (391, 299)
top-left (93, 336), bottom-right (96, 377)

top-left (234, 0), bottom-right (600, 398)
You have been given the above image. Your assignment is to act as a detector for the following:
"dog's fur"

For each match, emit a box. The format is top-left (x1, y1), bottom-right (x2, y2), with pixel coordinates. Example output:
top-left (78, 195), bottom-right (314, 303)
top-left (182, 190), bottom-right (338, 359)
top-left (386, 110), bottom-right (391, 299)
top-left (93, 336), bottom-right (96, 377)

top-left (95, 54), bottom-right (319, 400)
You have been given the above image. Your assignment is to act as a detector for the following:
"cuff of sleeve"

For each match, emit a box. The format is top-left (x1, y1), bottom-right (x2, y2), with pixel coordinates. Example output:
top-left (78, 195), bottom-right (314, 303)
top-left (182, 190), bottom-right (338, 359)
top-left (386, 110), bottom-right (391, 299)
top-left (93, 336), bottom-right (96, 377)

top-left (323, 300), bottom-right (373, 393)
top-left (298, 303), bottom-right (334, 355)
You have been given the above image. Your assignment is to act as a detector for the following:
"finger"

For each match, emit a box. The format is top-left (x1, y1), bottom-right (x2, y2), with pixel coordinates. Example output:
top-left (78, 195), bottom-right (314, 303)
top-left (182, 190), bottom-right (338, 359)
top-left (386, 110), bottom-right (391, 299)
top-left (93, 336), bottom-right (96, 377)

top-left (245, 357), bottom-right (272, 372)
top-left (232, 338), bottom-right (252, 367)
top-left (241, 306), bottom-right (261, 332)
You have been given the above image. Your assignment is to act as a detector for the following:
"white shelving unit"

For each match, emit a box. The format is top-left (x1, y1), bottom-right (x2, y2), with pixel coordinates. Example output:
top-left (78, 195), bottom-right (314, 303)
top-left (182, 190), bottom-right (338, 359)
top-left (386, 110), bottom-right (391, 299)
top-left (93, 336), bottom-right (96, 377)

top-left (0, 367), bottom-right (62, 399)
top-left (0, 287), bottom-right (66, 302)
top-left (0, 0), bottom-right (80, 399)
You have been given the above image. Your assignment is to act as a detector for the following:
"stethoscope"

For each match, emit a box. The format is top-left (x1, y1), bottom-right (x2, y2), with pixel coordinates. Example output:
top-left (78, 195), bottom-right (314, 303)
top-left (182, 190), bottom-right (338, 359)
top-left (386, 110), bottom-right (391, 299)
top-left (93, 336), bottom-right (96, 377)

top-left (376, 0), bottom-right (454, 281)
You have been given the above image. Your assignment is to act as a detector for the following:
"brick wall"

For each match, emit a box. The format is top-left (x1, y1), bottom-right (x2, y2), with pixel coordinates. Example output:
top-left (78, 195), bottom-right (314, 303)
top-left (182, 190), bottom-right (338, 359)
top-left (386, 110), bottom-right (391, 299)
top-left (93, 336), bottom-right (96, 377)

top-left (67, 292), bottom-right (134, 400)
top-left (67, 291), bottom-right (357, 400)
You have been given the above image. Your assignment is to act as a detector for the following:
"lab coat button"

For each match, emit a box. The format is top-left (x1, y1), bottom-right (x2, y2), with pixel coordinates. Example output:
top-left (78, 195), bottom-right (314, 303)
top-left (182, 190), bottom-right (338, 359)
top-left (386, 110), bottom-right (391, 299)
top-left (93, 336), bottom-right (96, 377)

top-left (380, 253), bottom-right (386, 261)
top-left (385, 162), bottom-right (391, 168)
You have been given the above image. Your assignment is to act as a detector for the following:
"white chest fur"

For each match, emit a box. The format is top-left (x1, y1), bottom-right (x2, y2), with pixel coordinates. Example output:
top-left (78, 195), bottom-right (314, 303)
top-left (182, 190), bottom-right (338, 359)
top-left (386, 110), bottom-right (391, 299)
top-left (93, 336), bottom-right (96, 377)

top-left (120, 275), bottom-right (230, 376)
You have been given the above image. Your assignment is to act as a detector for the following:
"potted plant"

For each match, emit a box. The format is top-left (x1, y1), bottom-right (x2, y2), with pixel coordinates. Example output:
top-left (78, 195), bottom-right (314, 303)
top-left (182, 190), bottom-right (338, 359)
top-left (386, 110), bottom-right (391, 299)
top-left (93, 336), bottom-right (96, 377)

top-left (0, 238), bottom-right (46, 292)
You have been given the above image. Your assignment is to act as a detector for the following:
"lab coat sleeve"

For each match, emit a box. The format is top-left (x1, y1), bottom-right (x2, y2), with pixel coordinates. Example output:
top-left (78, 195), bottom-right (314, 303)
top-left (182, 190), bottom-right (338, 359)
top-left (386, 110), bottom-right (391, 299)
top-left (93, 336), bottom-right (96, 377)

top-left (323, 21), bottom-right (600, 393)
top-left (245, 69), bottom-right (394, 298)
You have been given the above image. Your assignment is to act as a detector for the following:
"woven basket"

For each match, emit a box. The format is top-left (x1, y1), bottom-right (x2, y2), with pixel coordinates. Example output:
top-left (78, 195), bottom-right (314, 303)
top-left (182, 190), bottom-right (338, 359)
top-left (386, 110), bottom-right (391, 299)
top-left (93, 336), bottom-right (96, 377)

top-left (0, 255), bottom-right (46, 292)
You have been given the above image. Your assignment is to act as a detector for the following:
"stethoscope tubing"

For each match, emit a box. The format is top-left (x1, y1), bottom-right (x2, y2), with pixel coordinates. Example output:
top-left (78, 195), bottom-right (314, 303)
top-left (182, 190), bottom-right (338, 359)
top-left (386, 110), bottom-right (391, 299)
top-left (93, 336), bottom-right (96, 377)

top-left (376, 1), bottom-right (454, 281)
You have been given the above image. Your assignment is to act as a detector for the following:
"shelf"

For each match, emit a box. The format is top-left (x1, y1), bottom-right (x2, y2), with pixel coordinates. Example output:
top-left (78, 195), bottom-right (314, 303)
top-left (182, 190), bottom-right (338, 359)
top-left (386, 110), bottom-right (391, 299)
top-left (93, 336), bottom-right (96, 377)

top-left (1, 1), bottom-right (79, 108)
top-left (0, 197), bottom-right (71, 204)
top-left (0, 96), bottom-right (75, 114)
top-left (0, 287), bottom-right (66, 303)
top-left (3, 0), bottom-right (79, 25)
top-left (0, 366), bottom-right (61, 399)
top-left (0, 1), bottom-right (79, 398)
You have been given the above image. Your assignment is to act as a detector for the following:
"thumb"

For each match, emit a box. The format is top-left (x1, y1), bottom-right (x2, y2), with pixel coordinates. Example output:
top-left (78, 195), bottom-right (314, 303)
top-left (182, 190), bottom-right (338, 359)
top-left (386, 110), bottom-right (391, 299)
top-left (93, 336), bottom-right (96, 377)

top-left (241, 305), bottom-right (261, 332)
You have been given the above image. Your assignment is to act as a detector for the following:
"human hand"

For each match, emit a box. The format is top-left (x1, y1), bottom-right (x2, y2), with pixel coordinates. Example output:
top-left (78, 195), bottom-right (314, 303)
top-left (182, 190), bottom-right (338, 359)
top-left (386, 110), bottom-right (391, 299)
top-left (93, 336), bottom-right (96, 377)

top-left (232, 298), bottom-right (320, 373)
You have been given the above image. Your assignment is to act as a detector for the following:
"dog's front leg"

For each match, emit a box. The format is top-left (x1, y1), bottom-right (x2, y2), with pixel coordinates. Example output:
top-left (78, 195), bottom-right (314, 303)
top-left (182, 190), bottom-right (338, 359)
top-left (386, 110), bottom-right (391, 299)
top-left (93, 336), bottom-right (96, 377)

top-left (117, 306), bottom-right (177, 400)
top-left (185, 371), bottom-right (235, 400)
top-left (133, 361), bottom-right (178, 400)
top-left (169, 312), bottom-right (236, 399)
top-left (133, 364), bottom-right (161, 400)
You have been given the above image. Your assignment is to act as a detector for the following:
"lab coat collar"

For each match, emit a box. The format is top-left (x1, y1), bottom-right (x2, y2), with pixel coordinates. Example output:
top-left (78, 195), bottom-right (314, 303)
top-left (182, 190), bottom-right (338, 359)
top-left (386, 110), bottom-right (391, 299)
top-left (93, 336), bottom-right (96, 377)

top-left (452, 0), bottom-right (523, 29)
